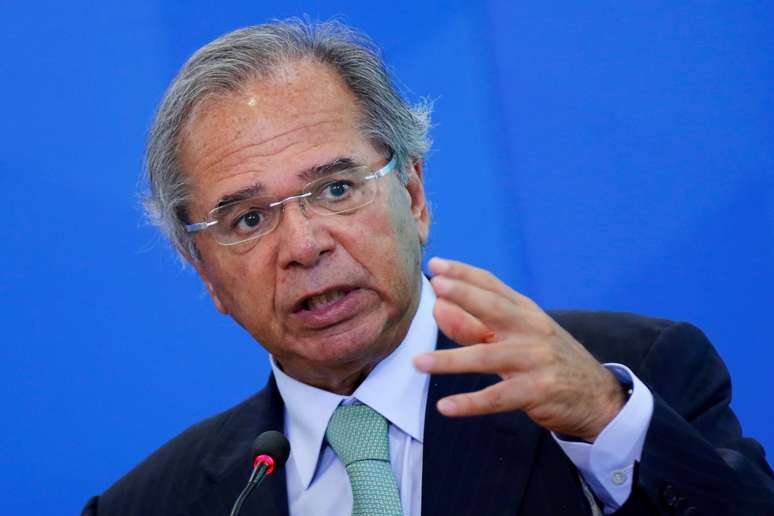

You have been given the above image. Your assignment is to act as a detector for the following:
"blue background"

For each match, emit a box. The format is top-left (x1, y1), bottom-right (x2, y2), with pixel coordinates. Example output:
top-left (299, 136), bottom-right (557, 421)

top-left (2, 1), bottom-right (772, 513)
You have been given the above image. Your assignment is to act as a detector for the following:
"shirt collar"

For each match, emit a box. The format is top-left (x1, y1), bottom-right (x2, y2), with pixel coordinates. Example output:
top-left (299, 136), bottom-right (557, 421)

top-left (271, 275), bottom-right (437, 489)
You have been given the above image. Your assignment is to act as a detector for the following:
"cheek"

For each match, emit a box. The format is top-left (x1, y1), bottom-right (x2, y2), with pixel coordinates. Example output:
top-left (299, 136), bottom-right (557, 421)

top-left (204, 248), bottom-right (276, 316)
top-left (385, 187), bottom-right (422, 266)
top-left (364, 186), bottom-right (423, 291)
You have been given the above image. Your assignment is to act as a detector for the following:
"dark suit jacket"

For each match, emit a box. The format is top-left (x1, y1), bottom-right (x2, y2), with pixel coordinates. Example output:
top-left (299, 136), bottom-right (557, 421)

top-left (82, 311), bottom-right (774, 515)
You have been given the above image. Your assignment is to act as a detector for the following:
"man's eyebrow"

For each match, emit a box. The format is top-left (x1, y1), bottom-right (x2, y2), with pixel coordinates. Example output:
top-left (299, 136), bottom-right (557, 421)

top-left (212, 157), bottom-right (363, 211)
top-left (298, 157), bottom-right (362, 182)
top-left (215, 184), bottom-right (265, 210)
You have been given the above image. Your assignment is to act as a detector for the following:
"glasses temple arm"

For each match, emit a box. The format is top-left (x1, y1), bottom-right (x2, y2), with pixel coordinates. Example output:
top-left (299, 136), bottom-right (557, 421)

top-left (185, 220), bottom-right (219, 234)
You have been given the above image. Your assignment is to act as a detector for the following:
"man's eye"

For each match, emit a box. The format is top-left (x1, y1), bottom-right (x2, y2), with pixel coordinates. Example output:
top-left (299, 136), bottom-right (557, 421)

top-left (320, 180), bottom-right (354, 200)
top-left (232, 209), bottom-right (267, 234)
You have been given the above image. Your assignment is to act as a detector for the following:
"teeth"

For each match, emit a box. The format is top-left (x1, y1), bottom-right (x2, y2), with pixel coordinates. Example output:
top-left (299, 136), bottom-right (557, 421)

top-left (306, 289), bottom-right (347, 311)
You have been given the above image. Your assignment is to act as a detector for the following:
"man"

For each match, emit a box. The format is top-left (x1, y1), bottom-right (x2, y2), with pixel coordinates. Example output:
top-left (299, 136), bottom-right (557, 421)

top-left (83, 19), bottom-right (774, 515)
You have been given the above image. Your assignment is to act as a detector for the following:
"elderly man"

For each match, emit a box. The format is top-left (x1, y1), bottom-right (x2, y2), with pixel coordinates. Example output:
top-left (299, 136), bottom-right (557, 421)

top-left (83, 19), bottom-right (773, 516)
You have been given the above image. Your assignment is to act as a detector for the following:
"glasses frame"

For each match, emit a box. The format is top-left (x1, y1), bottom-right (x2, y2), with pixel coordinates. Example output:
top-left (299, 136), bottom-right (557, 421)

top-left (184, 155), bottom-right (397, 246)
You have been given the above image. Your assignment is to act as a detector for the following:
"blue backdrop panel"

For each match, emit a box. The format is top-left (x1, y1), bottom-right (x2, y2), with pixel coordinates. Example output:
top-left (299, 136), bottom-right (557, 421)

top-left (0, 1), bottom-right (770, 513)
top-left (482, 0), bottom-right (774, 458)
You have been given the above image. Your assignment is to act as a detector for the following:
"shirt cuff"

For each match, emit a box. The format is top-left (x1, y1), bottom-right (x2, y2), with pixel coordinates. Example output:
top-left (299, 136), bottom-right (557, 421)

top-left (552, 363), bottom-right (654, 514)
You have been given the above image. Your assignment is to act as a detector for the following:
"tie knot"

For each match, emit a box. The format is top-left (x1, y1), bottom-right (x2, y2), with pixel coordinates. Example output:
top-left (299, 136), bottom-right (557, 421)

top-left (325, 403), bottom-right (390, 466)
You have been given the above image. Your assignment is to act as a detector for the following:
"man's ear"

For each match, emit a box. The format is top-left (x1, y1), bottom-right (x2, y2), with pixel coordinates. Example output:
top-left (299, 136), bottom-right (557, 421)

top-left (193, 260), bottom-right (229, 315)
top-left (405, 160), bottom-right (430, 245)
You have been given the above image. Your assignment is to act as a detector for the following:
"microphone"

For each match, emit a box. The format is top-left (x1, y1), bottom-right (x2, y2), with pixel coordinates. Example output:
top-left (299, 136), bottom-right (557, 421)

top-left (229, 430), bottom-right (291, 516)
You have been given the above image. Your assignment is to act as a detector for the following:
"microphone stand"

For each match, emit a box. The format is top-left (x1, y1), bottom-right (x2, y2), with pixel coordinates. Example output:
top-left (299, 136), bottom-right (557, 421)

top-left (228, 431), bottom-right (289, 516)
top-left (228, 460), bottom-right (271, 516)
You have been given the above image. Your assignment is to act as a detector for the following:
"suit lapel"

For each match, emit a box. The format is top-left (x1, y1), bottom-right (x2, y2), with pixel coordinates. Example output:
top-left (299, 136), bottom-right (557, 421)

top-left (187, 376), bottom-right (289, 516)
top-left (421, 332), bottom-right (544, 516)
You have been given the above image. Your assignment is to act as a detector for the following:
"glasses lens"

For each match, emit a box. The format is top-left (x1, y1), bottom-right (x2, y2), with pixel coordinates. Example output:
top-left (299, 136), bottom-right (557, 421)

top-left (306, 166), bottom-right (378, 215)
top-left (210, 198), bottom-right (278, 245)
top-left (202, 163), bottom-right (388, 246)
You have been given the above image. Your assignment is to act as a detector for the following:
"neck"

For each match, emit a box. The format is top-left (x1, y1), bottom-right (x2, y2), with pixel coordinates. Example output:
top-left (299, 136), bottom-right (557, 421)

top-left (274, 336), bottom-right (399, 395)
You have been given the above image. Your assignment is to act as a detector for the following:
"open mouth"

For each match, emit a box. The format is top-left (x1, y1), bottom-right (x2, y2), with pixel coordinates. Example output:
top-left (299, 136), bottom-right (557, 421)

top-left (289, 286), bottom-right (368, 329)
top-left (296, 287), bottom-right (355, 313)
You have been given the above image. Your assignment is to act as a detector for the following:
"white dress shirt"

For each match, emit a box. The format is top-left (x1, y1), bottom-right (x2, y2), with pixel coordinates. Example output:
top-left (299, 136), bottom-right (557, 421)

top-left (271, 276), bottom-right (654, 515)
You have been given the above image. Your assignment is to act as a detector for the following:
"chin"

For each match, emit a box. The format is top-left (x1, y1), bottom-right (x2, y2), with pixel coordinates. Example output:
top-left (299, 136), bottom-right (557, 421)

top-left (303, 317), bottom-right (395, 369)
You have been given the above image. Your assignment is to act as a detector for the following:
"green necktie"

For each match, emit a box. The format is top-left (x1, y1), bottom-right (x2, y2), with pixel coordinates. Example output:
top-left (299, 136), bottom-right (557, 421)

top-left (325, 403), bottom-right (404, 516)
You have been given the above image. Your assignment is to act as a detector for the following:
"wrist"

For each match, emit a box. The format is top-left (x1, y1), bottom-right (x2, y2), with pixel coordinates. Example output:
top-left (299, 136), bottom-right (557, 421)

top-left (582, 368), bottom-right (631, 442)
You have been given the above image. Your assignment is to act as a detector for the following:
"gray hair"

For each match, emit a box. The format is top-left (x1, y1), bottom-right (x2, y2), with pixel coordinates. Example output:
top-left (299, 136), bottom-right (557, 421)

top-left (143, 18), bottom-right (432, 262)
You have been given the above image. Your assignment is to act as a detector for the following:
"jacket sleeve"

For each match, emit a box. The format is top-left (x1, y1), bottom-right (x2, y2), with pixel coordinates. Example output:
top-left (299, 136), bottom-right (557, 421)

top-left (617, 322), bottom-right (774, 515)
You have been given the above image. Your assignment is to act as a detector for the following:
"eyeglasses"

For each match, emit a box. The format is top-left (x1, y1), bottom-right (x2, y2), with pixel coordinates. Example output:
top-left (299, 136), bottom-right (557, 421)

top-left (184, 156), bottom-right (397, 246)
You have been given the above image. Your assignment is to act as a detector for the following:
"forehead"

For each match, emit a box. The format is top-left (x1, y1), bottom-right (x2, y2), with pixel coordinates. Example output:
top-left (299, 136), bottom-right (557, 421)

top-left (178, 60), bottom-right (376, 213)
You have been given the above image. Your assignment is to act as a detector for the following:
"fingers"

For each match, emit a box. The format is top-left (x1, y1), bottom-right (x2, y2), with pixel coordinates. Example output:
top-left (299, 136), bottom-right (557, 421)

top-left (422, 257), bottom-right (562, 420)
top-left (431, 274), bottom-right (527, 331)
top-left (413, 341), bottom-right (536, 375)
top-left (435, 379), bottom-right (530, 417)
top-left (429, 257), bottom-right (544, 332)
top-left (433, 298), bottom-right (493, 345)
top-left (428, 257), bottom-right (534, 307)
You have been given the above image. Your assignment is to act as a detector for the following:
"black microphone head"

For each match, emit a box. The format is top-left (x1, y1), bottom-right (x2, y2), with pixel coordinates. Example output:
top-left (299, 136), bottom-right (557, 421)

top-left (251, 430), bottom-right (290, 468)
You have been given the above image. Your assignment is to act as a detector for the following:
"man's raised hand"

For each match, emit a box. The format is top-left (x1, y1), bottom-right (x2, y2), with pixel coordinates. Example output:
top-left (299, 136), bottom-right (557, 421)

top-left (413, 257), bottom-right (626, 442)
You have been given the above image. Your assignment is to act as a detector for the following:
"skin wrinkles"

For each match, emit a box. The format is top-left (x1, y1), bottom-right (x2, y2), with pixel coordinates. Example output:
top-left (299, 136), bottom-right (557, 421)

top-left (182, 60), bottom-right (356, 183)
top-left (182, 117), bottom-right (348, 207)
top-left (212, 157), bottom-right (363, 213)
top-left (179, 60), bottom-right (430, 395)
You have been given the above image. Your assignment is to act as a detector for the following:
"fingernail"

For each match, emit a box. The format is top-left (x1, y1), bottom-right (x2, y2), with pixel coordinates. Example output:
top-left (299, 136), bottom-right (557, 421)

top-left (429, 257), bottom-right (450, 273)
top-left (413, 353), bottom-right (435, 371)
top-left (482, 331), bottom-right (497, 343)
top-left (437, 398), bottom-right (457, 414)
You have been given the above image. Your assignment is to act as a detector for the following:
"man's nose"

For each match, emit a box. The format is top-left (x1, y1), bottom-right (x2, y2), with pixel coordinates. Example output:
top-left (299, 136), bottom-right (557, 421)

top-left (276, 200), bottom-right (335, 269)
